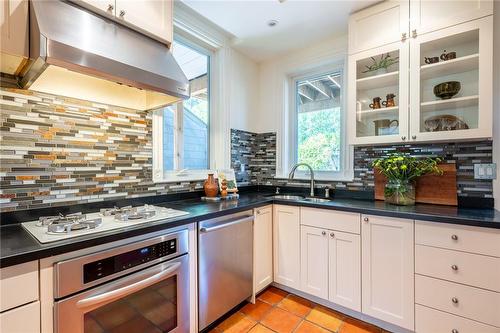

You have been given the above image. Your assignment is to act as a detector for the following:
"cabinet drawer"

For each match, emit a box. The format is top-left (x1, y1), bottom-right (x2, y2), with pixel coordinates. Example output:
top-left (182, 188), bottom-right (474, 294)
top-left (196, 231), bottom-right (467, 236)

top-left (415, 221), bottom-right (500, 257)
top-left (415, 275), bottom-right (500, 327)
top-left (300, 207), bottom-right (360, 234)
top-left (416, 244), bottom-right (500, 292)
top-left (0, 300), bottom-right (40, 333)
top-left (0, 261), bottom-right (39, 312)
top-left (416, 304), bottom-right (500, 333)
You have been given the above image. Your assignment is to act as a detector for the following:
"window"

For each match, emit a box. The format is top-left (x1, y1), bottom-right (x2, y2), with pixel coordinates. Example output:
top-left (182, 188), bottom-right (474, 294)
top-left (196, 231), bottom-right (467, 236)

top-left (290, 68), bottom-right (349, 179)
top-left (153, 38), bottom-right (211, 181)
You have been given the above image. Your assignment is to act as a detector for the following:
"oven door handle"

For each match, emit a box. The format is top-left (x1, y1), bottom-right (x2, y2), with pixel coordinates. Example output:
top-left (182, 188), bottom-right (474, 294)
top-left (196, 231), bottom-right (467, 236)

top-left (76, 262), bottom-right (181, 309)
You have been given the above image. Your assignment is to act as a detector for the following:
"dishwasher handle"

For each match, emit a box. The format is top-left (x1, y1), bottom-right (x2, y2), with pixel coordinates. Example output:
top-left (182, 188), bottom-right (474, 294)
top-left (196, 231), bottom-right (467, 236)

top-left (199, 216), bottom-right (254, 233)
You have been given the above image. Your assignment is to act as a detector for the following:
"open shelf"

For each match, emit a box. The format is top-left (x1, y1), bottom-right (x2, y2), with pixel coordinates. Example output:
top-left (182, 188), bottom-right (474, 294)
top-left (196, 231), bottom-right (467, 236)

top-left (420, 95), bottom-right (479, 112)
top-left (356, 106), bottom-right (399, 118)
top-left (356, 71), bottom-right (399, 90)
top-left (420, 54), bottom-right (479, 80)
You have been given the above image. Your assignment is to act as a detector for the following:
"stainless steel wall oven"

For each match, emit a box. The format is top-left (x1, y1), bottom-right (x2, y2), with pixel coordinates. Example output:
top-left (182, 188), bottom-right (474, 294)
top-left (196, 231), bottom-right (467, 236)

top-left (54, 230), bottom-right (189, 333)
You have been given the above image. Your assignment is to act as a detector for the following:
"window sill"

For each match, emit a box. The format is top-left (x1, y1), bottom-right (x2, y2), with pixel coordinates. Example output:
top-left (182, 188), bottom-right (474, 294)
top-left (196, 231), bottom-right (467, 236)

top-left (153, 170), bottom-right (213, 183)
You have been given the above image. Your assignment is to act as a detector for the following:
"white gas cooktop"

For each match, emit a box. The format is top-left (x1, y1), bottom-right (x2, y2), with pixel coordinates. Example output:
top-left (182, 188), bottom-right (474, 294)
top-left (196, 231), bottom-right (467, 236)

top-left (22, 205), bottom-right (189, 243)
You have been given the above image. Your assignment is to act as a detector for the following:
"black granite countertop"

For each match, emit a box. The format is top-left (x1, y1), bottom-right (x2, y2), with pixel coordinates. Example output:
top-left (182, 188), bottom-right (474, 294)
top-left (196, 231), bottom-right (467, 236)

top-left (1, 191), bottom-right (500, 268)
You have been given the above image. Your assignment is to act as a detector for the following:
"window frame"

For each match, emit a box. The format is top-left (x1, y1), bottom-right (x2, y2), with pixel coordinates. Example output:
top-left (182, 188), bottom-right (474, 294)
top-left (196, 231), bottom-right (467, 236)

top-left (287, 61), bottom-right (353, 181)
top-left (153, 35), bottom-right (214, 183)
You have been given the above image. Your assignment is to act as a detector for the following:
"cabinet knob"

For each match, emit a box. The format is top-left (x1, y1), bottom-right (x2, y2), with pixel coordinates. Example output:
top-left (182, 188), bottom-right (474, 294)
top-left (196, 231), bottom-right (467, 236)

top-left (401, 136), bottom-right (406, 141)
top-left (451, 234), bottom-right (458, 241)
top-left (412, 135), bottom-right (417, 140)
top-left (412, 29), bottom-right (417, 38)
top-left (451, 264), bottom-right (458, 271)
top-left (322, 231), bottom-right (327, 236)
top-left (363, 217), bottom-right (369, 223)
top-left (119, 9), bottom-right (126, 17)
top-left (401, 32), bottom-right (407, 41)
top-left (257, 210), bottom-right (262, 215)
top-left (452, 329), bottom-right (459, 333)
top-left (107, 3), bottom-right (114, 11)
top-left (330, 232), bottom-right (335, 238)
top-left (451, 297), bottom-right (459, 304)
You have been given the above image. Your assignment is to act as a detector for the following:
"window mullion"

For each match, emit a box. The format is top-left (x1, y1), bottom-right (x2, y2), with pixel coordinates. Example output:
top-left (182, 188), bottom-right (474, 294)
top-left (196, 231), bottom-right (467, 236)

top-left (174, 102), bottom-right (184, 170)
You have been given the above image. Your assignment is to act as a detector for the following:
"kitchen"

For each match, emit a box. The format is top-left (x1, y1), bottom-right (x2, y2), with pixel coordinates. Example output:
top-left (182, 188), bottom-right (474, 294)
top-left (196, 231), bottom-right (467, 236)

top-left (0, 0), bottom-right (499, 333)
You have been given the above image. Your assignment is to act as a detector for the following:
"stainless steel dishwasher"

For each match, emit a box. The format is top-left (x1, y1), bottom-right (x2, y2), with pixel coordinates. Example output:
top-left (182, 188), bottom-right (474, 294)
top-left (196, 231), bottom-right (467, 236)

top-left (198, 210), bottom-right (254, 331)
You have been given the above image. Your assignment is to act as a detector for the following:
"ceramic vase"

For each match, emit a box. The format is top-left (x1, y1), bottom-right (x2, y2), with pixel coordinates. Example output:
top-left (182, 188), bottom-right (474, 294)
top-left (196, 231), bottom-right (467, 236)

top-left (204, 173), bottom-right (218, 197)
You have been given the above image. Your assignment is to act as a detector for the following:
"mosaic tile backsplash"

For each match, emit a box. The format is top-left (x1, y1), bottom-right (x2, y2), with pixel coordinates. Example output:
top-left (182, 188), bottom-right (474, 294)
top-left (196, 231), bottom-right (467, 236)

top-left (0, 87), bottom-right (494, 212)
top-left (231, 129), bottom-right (276, 186)
top-left (231, 130), bottom-right (494, 202)
top-left (0, 88), bottom-right (205, 212)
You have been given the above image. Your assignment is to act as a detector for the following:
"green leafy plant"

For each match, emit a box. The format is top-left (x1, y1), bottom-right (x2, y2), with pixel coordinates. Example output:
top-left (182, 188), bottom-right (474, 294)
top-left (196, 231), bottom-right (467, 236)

top-left (372, 153), bottom-right (443, 205)
top-left (362, 53), bottom-right (399, 73)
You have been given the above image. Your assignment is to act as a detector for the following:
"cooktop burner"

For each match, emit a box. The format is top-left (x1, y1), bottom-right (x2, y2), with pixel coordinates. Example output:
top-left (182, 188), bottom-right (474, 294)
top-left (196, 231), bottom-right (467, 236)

top-left (100, 205), bottom-right (158, 221)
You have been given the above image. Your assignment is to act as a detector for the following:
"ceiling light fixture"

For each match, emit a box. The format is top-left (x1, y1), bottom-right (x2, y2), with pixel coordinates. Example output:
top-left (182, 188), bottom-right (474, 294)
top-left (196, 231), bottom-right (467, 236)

top-left (267, 20), bottom-right (278, 27)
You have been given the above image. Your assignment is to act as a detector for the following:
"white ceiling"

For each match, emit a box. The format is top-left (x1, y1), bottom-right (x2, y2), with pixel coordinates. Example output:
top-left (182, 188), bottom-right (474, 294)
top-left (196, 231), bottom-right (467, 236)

top-left (181, 0), bottom-right (378, 62)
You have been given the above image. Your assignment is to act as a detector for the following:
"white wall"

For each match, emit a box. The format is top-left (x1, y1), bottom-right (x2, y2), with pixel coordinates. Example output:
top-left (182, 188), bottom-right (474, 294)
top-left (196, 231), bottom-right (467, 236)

top-left (494, 1), bottom-right (500, 210)
top-left (228, 49), bottom-right (259, 131)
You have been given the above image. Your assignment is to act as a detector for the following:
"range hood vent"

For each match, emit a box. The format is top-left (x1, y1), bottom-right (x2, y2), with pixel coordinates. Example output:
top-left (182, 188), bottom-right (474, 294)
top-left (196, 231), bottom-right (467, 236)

top-left (21, 0), bottom-right (189, 110)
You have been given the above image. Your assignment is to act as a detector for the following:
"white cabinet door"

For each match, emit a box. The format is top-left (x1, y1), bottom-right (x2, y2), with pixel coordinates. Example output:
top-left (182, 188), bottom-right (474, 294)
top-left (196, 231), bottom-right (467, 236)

top-left (0, 301), bottom-right (40, 333)
top-left (73, 0), bottom-right (115, 15)
top-left (0, 0), bottom-right (28, 74)
top-left (361, 214), bottom-right (414, 330)
top-left (300, 225), bottom-right (329, 299)
top-left (0, 261), bottom-right (39, 312)
top-left (329, 231), bottom-right (361, 312)
top-left (348, 0), bottom-right (409, 54)
top-left (273, 205), bottom-right (300, 289)
top-left (254, 205), bottom-right (273, 293)
top-left (409, 16), bottom-right (493, 142)
top-left (116, 0), bottom-right (173, 45)
top-left (348, 41), bottom-right (410, 145)
top-left (410, 0), bottom-right (493, 36)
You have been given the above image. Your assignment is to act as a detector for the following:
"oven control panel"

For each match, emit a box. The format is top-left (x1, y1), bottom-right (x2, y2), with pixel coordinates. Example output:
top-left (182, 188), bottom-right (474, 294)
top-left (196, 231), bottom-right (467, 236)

top-left (83, 239), bottom-right (177, 284)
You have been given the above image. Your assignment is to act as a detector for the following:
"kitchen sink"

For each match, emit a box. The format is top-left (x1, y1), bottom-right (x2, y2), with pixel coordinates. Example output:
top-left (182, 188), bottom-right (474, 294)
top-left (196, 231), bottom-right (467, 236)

top-left (268, 194), bottom-right (305, 200)
top-left (302, 197), bottom-right (332, 203)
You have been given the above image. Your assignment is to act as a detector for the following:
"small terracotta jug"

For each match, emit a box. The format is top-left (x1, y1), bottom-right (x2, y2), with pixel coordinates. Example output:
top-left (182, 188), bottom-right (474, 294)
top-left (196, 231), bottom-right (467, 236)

top-left (204, 173), bottom-right (218, 197)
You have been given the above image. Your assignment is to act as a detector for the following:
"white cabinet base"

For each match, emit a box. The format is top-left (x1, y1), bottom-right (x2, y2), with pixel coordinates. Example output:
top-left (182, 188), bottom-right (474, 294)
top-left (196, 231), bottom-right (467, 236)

top-left (329, 231), bottom-right (361, 311)
top-left (361, 215), bottom-right (414, 330)
top-left (0, 301), bottom-right (40, 333)
top-left (254, 206), bottom-right (273, 294)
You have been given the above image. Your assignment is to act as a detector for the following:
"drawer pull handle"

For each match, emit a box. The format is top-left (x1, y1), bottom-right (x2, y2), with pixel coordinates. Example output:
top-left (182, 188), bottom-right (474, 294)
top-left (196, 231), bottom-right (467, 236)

top-left (451, 234), bottom-right (458, 241)
top-left (451, 264), bottom-right (458, 271)
top-left (452, 297), bottom-right (459, 304)
top-left (452, 329), bottom-right (459, 333)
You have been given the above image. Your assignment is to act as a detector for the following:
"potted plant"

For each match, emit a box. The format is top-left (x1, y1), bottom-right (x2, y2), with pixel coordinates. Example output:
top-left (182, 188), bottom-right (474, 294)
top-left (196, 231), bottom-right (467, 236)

top-left (372, 153), bottom-right (442, 206)
top-left (362, 53), bottom-right (399, 76)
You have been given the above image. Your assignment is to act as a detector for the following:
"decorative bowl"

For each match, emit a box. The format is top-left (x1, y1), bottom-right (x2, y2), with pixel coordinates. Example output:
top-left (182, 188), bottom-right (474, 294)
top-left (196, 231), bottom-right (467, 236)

top-left (433, 81), bottom-right (461, 99)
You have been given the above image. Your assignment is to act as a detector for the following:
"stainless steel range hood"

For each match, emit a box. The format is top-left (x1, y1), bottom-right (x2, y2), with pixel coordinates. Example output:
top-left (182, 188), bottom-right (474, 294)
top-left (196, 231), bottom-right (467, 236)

top-left (21, 0), bottom-right (189, 110)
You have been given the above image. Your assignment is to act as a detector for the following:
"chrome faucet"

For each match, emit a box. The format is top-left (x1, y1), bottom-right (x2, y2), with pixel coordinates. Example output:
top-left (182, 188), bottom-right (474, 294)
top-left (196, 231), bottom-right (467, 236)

top-left (288, 163), bottom-right (315, 197)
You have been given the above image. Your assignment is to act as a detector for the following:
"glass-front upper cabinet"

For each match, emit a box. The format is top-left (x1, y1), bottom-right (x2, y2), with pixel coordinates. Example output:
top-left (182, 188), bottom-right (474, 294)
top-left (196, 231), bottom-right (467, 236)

top-left (348, 41), bottom-right (409, 145)
top-left (409, 16), bottom-right (493, 142)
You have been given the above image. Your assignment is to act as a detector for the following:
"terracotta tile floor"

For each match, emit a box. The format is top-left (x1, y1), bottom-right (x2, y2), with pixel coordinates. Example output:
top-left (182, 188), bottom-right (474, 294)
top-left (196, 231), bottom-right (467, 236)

top-left (210, 287), bottom-right (389, 333)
